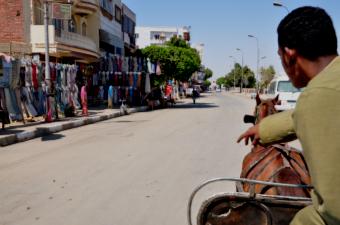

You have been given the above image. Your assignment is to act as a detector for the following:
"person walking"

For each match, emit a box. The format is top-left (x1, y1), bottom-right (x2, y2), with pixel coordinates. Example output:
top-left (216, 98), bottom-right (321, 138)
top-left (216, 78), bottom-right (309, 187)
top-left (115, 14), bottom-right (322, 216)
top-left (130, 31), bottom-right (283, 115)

top-left (238, 6), bottom-right (340, 225)
top-left (192, 87), bottom-right (199, 104)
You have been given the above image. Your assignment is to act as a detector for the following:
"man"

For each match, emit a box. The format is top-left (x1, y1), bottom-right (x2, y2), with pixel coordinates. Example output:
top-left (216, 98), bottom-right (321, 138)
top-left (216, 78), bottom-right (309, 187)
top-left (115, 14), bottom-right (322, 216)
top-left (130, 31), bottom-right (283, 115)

top-left (237, 6), bottom-right (340, 225)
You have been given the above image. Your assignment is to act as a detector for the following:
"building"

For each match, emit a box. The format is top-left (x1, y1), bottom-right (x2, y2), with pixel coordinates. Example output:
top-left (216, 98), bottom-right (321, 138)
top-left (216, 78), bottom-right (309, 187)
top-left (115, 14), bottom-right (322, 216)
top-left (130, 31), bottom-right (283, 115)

top-left (99, 0), bottom-right (124, 56)
top-left (0, 0), bottom-right (34, 55)
top-left (32, 0), bottom-right (101, 62)
top-left (135, 26), bottom-right (191, 49)
top-left (0, 0), bottom-right (136, 61)
top-left (192, 43), bottom-right (204, 61)
top-left (122, 4), bottom-right (136, 56)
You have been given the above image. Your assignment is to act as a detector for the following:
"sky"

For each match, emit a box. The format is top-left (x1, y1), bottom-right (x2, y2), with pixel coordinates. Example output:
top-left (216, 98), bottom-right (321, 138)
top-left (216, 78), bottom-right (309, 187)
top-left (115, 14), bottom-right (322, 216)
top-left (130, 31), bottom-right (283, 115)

top-left (122, 0), bottom-right (340, 80)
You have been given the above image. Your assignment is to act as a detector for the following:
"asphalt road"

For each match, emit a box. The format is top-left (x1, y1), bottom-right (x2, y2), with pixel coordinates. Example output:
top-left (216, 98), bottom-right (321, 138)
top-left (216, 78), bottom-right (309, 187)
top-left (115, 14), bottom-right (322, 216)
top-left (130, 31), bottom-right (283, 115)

top-left (0, 92), bottom-right (258, 225)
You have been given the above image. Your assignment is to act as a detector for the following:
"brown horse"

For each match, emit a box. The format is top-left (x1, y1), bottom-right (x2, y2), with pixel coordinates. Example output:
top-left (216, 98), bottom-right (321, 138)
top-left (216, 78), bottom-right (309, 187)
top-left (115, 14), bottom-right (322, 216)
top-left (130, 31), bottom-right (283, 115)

top-left (240, 94), bottom-right (311, 197)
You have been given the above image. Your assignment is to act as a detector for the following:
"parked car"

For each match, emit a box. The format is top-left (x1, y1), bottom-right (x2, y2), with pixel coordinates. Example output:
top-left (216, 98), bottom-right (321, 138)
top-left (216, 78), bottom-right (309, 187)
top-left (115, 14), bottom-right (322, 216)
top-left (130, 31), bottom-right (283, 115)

top-left (264, 76), bottom-right (302, 111)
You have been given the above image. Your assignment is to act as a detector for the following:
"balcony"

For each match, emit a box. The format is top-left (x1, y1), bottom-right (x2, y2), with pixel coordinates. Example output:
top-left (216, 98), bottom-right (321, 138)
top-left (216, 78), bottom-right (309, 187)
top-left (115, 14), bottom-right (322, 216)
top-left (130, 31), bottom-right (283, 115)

top-left (31, 25), bottom-right (99, 60)
top-left (73, 0), bottom-right (98, 15)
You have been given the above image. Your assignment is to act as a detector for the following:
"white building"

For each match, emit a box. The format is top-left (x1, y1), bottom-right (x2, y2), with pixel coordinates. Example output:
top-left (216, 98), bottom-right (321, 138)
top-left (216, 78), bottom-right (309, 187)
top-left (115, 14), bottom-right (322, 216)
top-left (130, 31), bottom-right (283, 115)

top-left (192, 43), bottom-right (204, 61)
top-left (135, 26), bottom-right (191, 49)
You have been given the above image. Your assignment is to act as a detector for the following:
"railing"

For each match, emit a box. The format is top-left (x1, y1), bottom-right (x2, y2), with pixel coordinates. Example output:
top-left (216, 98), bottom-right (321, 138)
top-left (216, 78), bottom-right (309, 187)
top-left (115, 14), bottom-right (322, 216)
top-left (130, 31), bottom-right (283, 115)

top-left (79, 0), bottom-right (97, 5)
top-left (55, 29), bottom-right (98, 54)
top-left (30, 25), bottom-right (98, 56)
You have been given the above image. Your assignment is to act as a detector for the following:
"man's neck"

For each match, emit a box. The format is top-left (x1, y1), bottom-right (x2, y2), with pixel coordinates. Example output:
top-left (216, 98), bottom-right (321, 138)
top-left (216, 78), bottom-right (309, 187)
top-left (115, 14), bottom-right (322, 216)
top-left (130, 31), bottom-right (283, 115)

top-left (304, 54), bottom-right (338, 80)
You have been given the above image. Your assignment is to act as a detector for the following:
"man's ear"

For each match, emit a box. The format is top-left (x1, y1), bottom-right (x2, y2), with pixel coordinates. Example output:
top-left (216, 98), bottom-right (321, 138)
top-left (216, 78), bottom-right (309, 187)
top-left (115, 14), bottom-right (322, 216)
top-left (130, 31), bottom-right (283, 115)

top-left (284, 47), bottom-right (297, 65)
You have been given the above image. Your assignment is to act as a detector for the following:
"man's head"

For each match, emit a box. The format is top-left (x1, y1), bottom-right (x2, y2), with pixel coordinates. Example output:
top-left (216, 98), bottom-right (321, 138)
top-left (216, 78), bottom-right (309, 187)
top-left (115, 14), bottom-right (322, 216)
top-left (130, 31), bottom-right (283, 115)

top-left (277, 6), bottom-right (338, 88)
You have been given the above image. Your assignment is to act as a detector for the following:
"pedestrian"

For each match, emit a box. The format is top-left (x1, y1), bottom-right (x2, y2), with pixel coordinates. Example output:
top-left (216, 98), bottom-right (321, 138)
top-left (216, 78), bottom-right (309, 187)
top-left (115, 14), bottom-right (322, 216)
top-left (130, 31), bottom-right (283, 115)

top-left (237, 6), bottom-right (340, 225)
top-left (192, 87), bottom-right (199, 104)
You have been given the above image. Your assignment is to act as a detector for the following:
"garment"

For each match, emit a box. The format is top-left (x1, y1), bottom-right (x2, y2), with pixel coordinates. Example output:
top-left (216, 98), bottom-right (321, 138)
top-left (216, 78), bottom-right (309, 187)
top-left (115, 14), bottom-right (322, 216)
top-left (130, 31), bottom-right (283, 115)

top-left (32, 64), bottom-right (39, 91)
top-left (10, 60), bottom-right (20, 89)
top-left (0, 58), bottom-right (12, 88)
top-left (108, 85), bottom-right (113, 109)
top-left (145, 73), bottom-right (151, 93)
top-left (80, 86), bottom-right (88, 116)
top-left (259, 56), bottom-right (340, 225)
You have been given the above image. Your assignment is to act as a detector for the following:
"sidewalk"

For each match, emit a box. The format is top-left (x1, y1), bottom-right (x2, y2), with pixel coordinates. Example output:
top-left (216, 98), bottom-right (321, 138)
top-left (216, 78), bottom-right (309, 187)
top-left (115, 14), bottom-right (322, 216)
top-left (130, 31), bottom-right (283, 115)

top-left (0, 106), bottom-right (148, 147)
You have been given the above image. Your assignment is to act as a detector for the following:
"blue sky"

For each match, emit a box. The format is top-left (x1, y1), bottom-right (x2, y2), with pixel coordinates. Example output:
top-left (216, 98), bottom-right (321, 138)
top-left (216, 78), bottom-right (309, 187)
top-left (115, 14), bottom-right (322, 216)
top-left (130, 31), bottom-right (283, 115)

top-left (123, 0), bottom-right (340, 80)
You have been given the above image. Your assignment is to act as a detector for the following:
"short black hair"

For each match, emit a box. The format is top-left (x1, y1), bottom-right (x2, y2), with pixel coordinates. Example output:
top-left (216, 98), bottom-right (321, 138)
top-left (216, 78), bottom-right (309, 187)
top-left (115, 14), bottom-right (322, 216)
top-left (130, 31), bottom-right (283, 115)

top-left (277, 6), bottom-right (338, 60)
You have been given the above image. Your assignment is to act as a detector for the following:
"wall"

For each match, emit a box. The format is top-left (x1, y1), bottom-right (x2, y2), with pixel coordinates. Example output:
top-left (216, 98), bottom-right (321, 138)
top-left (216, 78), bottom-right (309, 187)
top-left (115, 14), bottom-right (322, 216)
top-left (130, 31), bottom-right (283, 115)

top-left (0, 0), bottom-right (26, 43)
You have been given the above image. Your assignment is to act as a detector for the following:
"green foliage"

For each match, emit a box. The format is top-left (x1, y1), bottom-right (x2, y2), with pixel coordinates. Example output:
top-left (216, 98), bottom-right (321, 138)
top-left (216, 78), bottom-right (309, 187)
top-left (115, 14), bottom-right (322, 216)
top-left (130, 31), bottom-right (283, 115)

top-left (225, 63), bottom-right (256, 88)
top-left (142, 42), bottom-right (201, 82)
top-left (203, 80), bottom-right (211, 87)
top-left (166, 36), bottom-right (190, 48)
top-left (204, 68), bottom-right (213, 80)
top-left (216, 77), bottom-right (226, 87)
top-left (260, 65), bottom-right (276, 89)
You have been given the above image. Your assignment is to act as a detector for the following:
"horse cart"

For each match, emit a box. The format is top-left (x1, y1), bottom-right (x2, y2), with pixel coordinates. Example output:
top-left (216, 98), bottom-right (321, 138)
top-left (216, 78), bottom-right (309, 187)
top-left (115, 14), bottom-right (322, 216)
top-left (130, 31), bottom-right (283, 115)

top-left (187, 178), bottom-right (312, 225)
top-left (188, 94), bottom-right (313, 225)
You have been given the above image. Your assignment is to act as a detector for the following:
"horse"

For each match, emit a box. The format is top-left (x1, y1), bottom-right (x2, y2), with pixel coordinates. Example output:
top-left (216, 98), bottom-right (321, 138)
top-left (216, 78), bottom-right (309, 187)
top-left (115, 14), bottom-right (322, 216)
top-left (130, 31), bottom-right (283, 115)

top-left (239, 93), bottom-right (311, 197)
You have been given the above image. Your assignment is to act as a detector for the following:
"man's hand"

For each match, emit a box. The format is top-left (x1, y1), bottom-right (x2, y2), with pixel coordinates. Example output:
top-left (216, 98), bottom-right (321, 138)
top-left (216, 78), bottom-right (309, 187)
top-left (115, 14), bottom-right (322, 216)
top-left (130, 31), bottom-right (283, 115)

top-left (237, 124), bottom-right (260, 145)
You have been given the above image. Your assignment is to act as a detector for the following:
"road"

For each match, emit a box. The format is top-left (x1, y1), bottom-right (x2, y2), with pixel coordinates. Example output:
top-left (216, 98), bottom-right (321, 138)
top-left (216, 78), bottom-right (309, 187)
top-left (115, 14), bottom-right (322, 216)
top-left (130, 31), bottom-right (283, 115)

top-left (0, 92), bottom-right (257, 225)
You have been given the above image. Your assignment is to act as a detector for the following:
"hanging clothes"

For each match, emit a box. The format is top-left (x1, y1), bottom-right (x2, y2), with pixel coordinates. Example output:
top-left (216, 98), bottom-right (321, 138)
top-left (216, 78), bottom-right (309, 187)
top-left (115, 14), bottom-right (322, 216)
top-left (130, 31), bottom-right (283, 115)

top-left (32, 64), bottom-right (39, 91)
top-left (113, 86), bottom-right (118, 105)
top-left (0, 57), bottom-right (11, 88)
top-left (108, 85), bottom-right (113, 109)
top-left (145, 73), bottom-right (151, 94)
top-left (81, 85), bottom-right (88, 116)
top-left (156, 62), bottom-right (162, 75)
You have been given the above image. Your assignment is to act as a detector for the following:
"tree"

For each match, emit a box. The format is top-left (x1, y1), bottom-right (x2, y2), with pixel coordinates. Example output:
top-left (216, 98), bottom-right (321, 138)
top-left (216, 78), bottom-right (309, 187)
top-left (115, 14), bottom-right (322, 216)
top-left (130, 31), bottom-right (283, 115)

top-left (216, 77), bottom-right (226, 88)
top-left (142, 41), bottom-right (201, 82)
top-left (203, 80), bottom-right (211, 87)
top-left (260, 65), bottom-right (276, 89)
top-left (204, 68), bottom-right (213, 80)
top-left (166, 36), bottom-right (190, 48)
top-left (225, 63), bottom-right (256, 88)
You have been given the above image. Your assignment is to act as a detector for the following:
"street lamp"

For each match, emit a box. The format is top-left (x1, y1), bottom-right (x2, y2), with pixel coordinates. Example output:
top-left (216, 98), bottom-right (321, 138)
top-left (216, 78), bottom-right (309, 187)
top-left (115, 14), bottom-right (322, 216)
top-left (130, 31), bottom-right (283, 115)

top-left (236, 48), bottom-right (244, 93)
top-left (229, 56), bottom-right (236, 90)
top-left (248, 34), bottom-right (259, 92)
top-left (273, 1), bottom-right (289, 13)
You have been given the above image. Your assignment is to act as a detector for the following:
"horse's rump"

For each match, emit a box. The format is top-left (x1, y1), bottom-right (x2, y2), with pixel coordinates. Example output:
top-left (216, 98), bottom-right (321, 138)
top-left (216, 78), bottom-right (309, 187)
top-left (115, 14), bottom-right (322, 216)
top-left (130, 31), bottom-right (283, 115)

top-left (241, 144), bottom-right (311, 197)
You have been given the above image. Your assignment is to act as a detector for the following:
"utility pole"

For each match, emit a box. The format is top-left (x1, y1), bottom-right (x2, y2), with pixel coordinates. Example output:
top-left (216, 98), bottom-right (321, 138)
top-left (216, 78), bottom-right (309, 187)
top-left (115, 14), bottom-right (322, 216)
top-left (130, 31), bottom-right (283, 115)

top-left (43, 0), bottom-right (72, 122)
top-left (236, 48), bottom-right (244, 93)
top-left (248, 34), bottom-right (259, 92)
top-left (229, 56), bottom-right (236, 90)
top-left (44, 1), bottom-right (52, 122)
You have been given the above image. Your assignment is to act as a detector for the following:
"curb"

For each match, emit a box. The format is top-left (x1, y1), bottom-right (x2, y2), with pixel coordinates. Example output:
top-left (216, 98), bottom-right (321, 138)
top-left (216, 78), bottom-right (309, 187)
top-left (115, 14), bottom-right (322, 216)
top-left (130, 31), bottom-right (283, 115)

top-left (0, 106), bottom-right (148, 147)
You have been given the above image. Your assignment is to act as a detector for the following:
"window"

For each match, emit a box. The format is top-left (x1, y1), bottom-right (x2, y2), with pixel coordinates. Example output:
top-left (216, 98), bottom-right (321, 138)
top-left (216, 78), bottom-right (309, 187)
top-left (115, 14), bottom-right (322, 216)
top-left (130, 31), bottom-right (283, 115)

top-left (68, 17), bottom-right (76, 33)
top-left (53, 18), bottom-right (64, 36)
top-left (115, 5), bottom-right (122, 23)
top-left (33, 0), bottom-right (43, 25)
top-left (100, 0), bottom-right (113, 15)
top-left (154, 34), bottom-right (160, 40)
top-left (82, 22), bottom-right (87, 36)
top-left (277, 81), bottom-right (300, 92)
top-left (268, 82), bottom-right (276, 94)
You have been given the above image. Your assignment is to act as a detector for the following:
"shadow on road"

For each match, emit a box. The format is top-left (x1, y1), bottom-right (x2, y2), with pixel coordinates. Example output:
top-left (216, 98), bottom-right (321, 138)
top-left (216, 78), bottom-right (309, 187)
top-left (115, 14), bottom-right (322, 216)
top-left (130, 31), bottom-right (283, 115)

top-left (173, 102), bottom-right (219, 109)
top-left (41, 133), bottom-right (65, 142)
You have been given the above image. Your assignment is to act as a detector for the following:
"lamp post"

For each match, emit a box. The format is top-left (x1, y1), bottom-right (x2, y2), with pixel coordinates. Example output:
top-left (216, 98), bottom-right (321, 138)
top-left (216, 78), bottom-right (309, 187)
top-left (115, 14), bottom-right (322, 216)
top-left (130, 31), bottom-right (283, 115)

top-left (236, 48), bottom-right (244, 93)
top-left (248, 34), bottom-right (259, 92)
top-left (229, 56), bottom-right (236, 90)
top-left (273, 1), bottom-right (290, 13)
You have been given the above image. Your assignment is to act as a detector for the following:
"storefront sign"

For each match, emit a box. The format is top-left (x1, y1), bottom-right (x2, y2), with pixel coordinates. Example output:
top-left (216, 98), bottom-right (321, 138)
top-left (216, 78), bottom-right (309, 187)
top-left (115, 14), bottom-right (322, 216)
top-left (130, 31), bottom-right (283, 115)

top-left (52, 3), bottom-right (71, 20)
